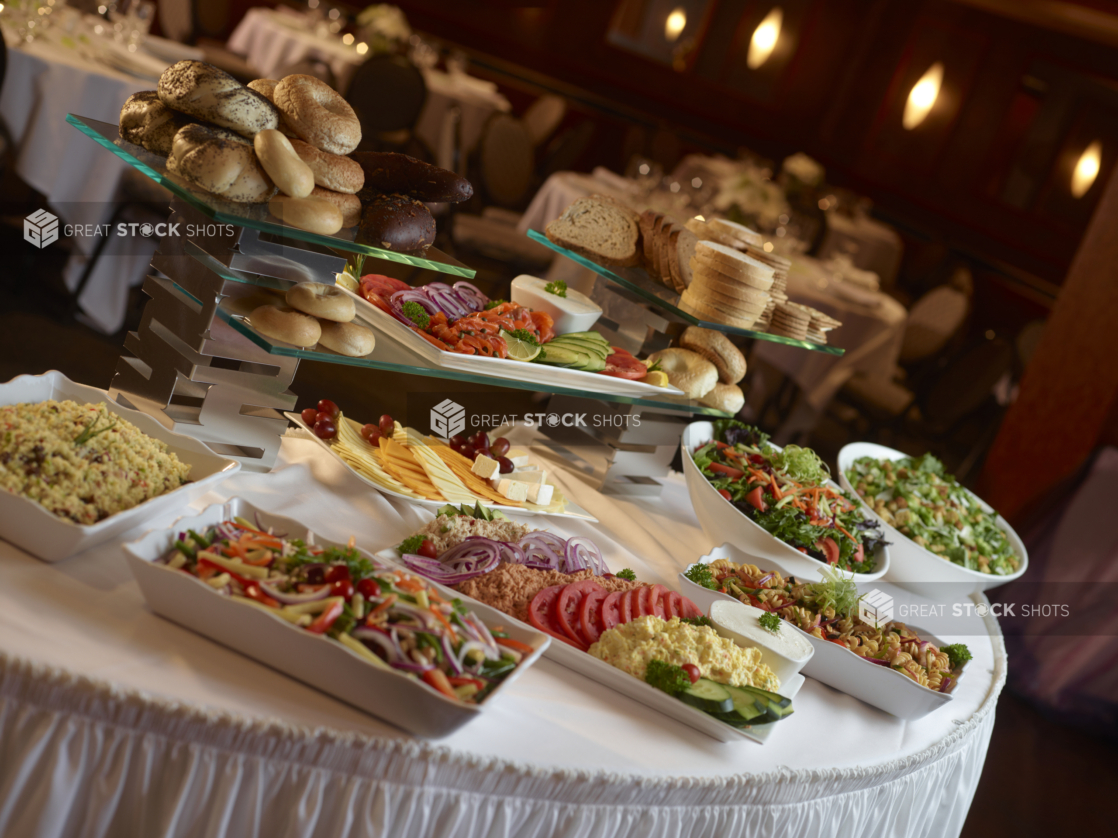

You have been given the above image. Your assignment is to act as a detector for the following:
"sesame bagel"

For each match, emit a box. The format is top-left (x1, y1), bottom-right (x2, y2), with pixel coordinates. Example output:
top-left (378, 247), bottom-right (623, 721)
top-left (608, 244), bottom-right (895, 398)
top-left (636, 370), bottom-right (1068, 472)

top-left (289, 138), bottom-right (364, 194)
top-left (274, 75), bottom-right (361, 156)
top-left (158, 60), bottom-right (278, 139)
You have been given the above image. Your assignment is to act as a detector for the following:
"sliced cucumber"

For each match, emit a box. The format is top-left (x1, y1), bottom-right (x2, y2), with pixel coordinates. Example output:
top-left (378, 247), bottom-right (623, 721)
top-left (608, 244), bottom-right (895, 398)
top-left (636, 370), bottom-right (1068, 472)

top-left (722, 685), bottom-right (767, 722)
top-left (679, 679), bottom-right (734, 714)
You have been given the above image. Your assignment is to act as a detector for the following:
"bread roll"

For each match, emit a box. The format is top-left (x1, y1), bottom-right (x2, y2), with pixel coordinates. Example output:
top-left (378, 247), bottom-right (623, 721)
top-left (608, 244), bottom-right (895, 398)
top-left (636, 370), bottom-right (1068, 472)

top-left (699, 382), bottom-right (745, 414)
top-left (318, 320), bottom-right (375, 356)
top-left (357, 192), bottom-right (436, 251)
top-left (351, 151), bottom-right (473, 202)
top-left (158, 60), bottom-right (278, 138)
top-left (169, 123), bottom-right (275, 203)
top-left (254, 129), bottom-right (315, 198)
top-left (268, 195), bottom-right (344, 235)
top-left (679, 326), bottom-right (747, 385)
top-left (644, 348), bottom-right (718, 399)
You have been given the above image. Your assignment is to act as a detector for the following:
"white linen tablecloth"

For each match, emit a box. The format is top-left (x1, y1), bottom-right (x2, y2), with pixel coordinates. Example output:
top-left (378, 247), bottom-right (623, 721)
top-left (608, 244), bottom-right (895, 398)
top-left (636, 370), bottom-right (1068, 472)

top-left (0, 433), bottom-right (1005, 838)
top-left (227, 7), bottom-right (364, 88)
top-left (0, 32), bottom-right (161, 333)
top-left (816, 212), bottom-right (904, 290)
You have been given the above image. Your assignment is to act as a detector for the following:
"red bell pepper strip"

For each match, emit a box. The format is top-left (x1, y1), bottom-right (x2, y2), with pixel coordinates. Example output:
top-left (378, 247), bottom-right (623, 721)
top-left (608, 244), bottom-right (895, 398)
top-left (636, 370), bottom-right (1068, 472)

top-left (422, 668), bottom-right (458, 699)
top-left (306, 600), bottom-right (344, 634)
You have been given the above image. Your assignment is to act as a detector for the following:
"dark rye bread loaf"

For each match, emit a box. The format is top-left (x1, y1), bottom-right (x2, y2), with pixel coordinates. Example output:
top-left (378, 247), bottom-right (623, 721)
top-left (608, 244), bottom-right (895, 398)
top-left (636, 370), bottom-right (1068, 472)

top-left (546, 195), bottom-right (640, 267)
top-left (351, 151), bottom-right (473, 203)
top-left (357, 191), bottom-right (436, 251)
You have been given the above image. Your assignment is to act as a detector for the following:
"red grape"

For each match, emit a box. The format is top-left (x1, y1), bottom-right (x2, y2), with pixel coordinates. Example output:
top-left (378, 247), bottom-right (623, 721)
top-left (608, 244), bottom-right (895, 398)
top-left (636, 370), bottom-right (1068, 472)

top-left (315, 410), bottom-right (334, 425)
top-left (317, 399), bottom-right (339, 417)
top-left (301, 408), bottom-right (318, 425)
top-left (379, 414), bottom-right (394, 436)
top-left (490, 437), bottom-right (510, 458)
top-left (470, 431), bottom-right (489, 451)
top-left (313, 419), bottom-right (337, 440)
top-left (461, 444), bottom-right (476, 460)
top-left (359, 423), bottom-right (378, 440)
top-left (448, 434), bottom-right (465, 447)
top-left (498, 456), bottom-right (514, 474)
top-left (418, 539), bottom-right (438, 559)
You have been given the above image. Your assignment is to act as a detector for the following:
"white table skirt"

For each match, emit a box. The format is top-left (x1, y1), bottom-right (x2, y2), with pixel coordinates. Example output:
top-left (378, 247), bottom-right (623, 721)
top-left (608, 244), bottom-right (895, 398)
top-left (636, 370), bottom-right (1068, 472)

top-left (0, 435), bottom-right (1006, 837)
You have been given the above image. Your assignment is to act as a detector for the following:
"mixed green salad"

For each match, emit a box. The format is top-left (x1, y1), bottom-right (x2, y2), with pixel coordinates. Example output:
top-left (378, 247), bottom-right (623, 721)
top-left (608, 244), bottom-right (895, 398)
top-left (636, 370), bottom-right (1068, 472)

top-left (845, 454), bottom-right (1020, 575)
top-left (691, 421), bottom-right (887, 573)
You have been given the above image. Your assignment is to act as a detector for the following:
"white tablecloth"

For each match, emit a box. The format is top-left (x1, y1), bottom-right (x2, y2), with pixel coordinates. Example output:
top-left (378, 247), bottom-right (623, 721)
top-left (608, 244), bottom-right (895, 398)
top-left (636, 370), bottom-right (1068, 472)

top-left (227, 8), bottom-right (365, 88)
top-left (0, 427), bottom-right (1005, 837)
top-left (753, 255), bottom-right (908, 410)
top-left (817, 213), bottom-right (904, 290)
top-left (0, 32), bottom-right (161, 333)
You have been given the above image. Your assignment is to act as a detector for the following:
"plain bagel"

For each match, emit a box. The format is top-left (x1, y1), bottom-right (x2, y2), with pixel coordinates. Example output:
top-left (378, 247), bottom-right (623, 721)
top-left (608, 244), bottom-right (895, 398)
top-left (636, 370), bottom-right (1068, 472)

top-left (168, 123), bottom-right (275, 203)
top-left (318, 320), bottom-right (376, 357)
top-left (274, 75), bottom-right (361, 156)
top-left (247, 78), bottom-right (300, 137)
top-left (309, 186), bottom-right (362, 228)
top-left (158, 60), bottom-right (278, 139)
top-left (679, 326), bottom-right (747, 385)
top-left (698, 382), bottom-right (745, 414)
top-left (290, 138), bottom-right (364, 194)
top-left (250, 305), bottom-right (322, 347)
top-left (644, 348), bottom-right (717, 399)
top-left (285, 281), bottom-right (355, 322)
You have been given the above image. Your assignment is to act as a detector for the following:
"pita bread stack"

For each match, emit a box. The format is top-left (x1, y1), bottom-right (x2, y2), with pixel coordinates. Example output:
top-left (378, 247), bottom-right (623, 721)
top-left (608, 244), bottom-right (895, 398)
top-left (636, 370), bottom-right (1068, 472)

top-left (768, 301), bottom-right (816, 340)
top-left (741, 246), bottom-right (790, 331)
top-left (678, 241), bottom-right (775, 329)
top-left (803, 306), bottom-right (842, 344)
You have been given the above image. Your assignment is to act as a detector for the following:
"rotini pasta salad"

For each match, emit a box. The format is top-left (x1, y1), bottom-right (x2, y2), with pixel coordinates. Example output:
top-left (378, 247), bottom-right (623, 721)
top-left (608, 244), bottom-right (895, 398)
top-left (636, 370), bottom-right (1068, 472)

top-left (685, 560), bottom-right (972, 693)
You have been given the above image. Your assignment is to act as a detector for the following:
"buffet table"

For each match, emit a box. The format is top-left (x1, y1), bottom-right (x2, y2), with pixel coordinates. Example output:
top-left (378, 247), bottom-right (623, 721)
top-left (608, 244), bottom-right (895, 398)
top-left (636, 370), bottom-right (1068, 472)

top-left (0, 431), bottom-right (1005, 838)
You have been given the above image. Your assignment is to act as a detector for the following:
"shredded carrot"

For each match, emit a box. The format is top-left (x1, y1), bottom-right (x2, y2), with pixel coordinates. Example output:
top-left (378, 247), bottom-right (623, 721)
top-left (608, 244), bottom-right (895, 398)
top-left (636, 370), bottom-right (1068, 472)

top-left (368, 594), bottom-right (397, 619)
top-left (770, 474), bottom-right (783, 501)
top-left (242, 550), bottom-right (273, 567)
top-left (835, 523), bottom-right (857, 543)
top-left (431, 608), bottom-right (457, 639)
top-left (395, 576), bottom-right (424, 592)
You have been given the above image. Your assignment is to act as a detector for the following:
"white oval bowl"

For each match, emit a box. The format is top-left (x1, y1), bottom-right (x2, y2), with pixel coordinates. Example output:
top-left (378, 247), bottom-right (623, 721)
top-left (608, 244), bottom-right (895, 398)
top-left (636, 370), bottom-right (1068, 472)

top-left (837, 442), bottom-right (1028, 596)
top-left (510, 274), bottom-right (602, 335)
top-left (681, 421), bottom-right (890, 582)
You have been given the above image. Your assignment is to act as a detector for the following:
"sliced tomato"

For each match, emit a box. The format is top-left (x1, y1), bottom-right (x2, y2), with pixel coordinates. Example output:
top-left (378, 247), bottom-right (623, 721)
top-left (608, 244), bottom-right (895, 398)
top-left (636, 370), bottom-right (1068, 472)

top-left (717, 489), bottom-right (732, 501)
top-left (620, 589), bottom-right (637, 623)
top-left (746, 486), bottom-right (767, 512)
top-left (709, 462), bottom-right (744, 479)
top-left (600, 592), bottom-right (623, 632)
top-left (601, 348), bottom-right (648, 380)
top-left (556, 581), bottom-right (600, 650)
top-left (664, 591), bottom-right (683, 619)
top-left (816, 536), bottom-right (840, 565)
top-left (527, 585), bottom-right (568, 643)
top-left (579, 588), bottom-right (608, 646)
top-left (635, 585), bottom-right (654, 617)
top-left (648, 584), bottom-right (669, 619)
top-left (678, 595), bottom-right (703, 620)
top-left (852, 540), bottom-right (866, 564)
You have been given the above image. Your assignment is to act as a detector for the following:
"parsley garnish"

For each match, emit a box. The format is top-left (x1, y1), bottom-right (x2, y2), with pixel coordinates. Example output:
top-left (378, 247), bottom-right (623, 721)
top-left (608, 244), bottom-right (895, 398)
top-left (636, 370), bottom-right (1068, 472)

top-left (402, 301), bottom-right (430, 329)
top-left (484, 299), bottom-right (507, 310)
top-left (544, 280), bottom-right (568, 297)
top-left (943, 643), bottom-right (972, 669)
top-left (645, 659), bottom-right (691, 695)
top-left (759, 612), bottom-right (782, 633)
top-left (507, 328), bottom-right (539, 346)
top-left (398, 534), bottom-right (425, 554)
top-left (615, 568), bottom-right (636, 581)
top-left (680, 615), bottom-right (714, 629)
top-left (684, 564), bottom-right (719, 590)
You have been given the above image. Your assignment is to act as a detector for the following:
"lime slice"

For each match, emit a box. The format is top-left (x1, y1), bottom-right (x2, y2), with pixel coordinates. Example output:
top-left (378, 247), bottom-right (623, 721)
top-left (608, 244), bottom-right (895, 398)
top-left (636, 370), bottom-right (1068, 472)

top-left (499, 329), bottom-right (542, 362)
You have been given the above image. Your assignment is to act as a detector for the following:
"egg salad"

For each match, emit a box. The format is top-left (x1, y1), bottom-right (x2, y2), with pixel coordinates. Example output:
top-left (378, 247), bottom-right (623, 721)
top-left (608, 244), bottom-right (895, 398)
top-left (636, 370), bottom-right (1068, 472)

top-left (589, 615), bottom-right (780, 692)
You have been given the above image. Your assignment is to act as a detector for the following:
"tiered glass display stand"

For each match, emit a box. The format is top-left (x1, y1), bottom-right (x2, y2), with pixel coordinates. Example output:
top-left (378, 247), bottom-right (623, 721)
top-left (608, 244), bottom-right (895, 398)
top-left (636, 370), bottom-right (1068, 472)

top-left (68, 115), bottom-right (841, 489)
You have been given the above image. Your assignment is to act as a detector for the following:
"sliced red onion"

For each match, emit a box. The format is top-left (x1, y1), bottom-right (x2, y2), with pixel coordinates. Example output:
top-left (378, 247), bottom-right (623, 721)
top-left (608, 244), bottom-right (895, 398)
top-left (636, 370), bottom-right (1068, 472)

top-left (518, 534), bottom-right (563, 570)
top-left (387, 601), bottom-right (438, 629)
top-left (453, 281), bottom-right (488, 311)
top-left (940, 676), bottom-right (954, 693)
top-left (425, 282), bottom-right (471, 319)
top-left (565, 537), bottom-right (605, 576)
top-left (259, 581), bottom-right (331, 605)
top-left (352, 627), bottom-right (398, 662)
top-left (441, 634), bottom-right (464, 675)
top-left (466, 613), bottom-right (499, 658)
top-left (457, 640), bottom-right (492, 668)
top-left (390, 289), bottom-right (440, 314)
top-left (393, 660), bottom-right (436, 674)
top-left (865, 656), bottom-right (891, 666)
top-left (498, 541), bottom-right (525, 565)
top-left (756, 572), bottom-right (775, 586)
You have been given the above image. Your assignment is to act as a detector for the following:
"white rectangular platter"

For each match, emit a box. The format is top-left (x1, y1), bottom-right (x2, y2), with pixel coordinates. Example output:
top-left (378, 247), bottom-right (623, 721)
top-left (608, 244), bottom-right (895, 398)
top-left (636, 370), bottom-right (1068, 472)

top-left (122, 499), bottom-right (549, 738)
top-left (285, 411), bottom-right (598, 522)
top-left (343, 288), bottom-right (689, 400)
top-left (679, 543), bottom-right (960, 720)
top-left (375, 544), bottom-right (802, 743)
top-left (0, 371), bottom-right (240, 562)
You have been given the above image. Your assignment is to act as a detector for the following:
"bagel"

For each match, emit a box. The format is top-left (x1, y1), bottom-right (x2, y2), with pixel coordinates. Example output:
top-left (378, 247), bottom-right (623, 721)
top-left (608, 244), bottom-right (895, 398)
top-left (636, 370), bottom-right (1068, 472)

top-left (254, 129), bottom-right (315, 198)
top-left (158, 60), bottom-right (278, 139)
top-left (679, 326), bottom-right (747, 385)
top-left (268, 195), bottom-right (343, 235)
top-left (274, 74), bottom-right (361, 155)
top-left (289, 138), bottom-right (364, 194)
top-left (645, 348), bottom-right (717, 399)
top-left (168, 123), bottom-right (275, 203)
top-left (318, 320), bottom-right (376, 357)
top-left (119, 91), bottom-right (192, 156)
top-left (285, 281), bottom-right (355, 322)
top-left (249, 305), bottom-right (322, 347)
top-left (309, 186), bottom-right (362, 228)
top-left (247, 79), bottom-right (300, 137)
top-left (699, 382), bottom-right (745, 415)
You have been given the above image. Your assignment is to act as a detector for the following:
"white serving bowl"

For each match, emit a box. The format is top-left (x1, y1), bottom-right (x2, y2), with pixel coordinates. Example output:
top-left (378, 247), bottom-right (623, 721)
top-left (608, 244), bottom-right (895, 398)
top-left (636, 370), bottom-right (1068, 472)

top-left (680, 421), bottom-right (890, 582)
top-left (679, 543), bottom-right (957, 720)
top-left (511, 274), bottom-right (602, 335)
top-left (708, 598), bottom-right (814, 683)
top-left (837, 442), bottom-right (1028, 596)
top-left (123, 499), bottom-right (549, 739)
top-left (0, 371), bottom-right (240, 562)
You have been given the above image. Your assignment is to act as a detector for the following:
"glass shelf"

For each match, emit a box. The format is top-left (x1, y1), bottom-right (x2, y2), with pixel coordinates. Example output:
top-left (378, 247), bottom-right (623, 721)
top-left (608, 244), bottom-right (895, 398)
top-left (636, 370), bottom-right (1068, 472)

top-left (193, 279), bottom-right (731, 417)
top-left (67, 114), bottom-right (475, 278)
top-left (527, 229), bottom-right (845, 356)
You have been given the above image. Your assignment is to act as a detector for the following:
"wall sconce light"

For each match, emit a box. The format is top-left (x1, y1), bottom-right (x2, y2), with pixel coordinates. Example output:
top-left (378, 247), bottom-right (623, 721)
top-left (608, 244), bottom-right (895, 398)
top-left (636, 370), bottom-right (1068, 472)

top-left (1071, 141), bottom-right (1102, 198)
top-left (665, 7), bottom-right (687, 42)
top-left (747, 8), bottom-right (782, 69)
top-left (903, 62), bottom-right (943, 130)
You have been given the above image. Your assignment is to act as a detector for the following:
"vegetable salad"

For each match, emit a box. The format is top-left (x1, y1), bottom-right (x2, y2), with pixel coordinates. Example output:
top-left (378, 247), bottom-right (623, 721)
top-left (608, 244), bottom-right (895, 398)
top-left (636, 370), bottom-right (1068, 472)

top-left (162, 516), bottom-right (533, 703)
top-left (691, 421), bottom-right (887, 572)
top-left (845, 454), bottom-right (1019, 575)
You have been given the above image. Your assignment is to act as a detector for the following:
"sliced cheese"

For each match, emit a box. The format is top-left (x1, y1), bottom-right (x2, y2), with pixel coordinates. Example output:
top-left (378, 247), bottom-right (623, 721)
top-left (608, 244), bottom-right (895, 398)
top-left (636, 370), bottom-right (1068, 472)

top-left (506, 469), bottom-right (546, 486)
top-left (496, 478), bottom-right (530, 502)
top-left (472, 455), bottom-right (501, 480)
top-left (530, 483), bottom-right (554, 505)
top-left (507, 447), bottom-right (531, 468)
top-left (408, 438), bottom-right (478, 504)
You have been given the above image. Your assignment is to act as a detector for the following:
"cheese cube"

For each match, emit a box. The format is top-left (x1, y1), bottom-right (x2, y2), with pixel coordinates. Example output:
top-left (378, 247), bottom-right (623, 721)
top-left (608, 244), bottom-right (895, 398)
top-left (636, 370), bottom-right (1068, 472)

top-left (496, 479), bottom-right (530, 502)
top-left (531, 483), bottom-right (554, 505)
top-left (507, 469), bottom-right (546, 486)
top-left (507, 448), bottom-right (531, 468)
top-left (472, 455), bottom-right (501, 480)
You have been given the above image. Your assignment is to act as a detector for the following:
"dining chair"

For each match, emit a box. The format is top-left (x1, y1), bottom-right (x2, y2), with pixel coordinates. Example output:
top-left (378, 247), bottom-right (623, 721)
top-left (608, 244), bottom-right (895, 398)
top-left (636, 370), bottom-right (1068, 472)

top-left (522, 94), bottom-right (567, 148)
top-left (899, 285), bottom-right (969, 365)
top-left (346, 54), bottom-right (427, 150)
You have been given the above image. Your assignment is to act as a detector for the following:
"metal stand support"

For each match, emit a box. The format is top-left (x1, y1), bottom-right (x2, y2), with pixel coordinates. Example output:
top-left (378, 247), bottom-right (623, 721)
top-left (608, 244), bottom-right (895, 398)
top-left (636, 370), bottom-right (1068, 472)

top-left (108, 200), bottom-right (346, 472)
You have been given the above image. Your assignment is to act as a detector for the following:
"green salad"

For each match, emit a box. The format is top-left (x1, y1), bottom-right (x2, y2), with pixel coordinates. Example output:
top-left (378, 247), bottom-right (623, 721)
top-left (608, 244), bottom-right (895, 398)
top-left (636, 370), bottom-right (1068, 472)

top-left (845, 454), bottom-right (1019, 575)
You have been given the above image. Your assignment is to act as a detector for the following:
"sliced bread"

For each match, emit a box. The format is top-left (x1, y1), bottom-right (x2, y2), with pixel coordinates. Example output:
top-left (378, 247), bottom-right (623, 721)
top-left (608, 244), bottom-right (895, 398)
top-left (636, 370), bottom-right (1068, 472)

top-left (639, 209), bottom-right (661, 269)
top-left (546, 195), bottom-right (641, 267)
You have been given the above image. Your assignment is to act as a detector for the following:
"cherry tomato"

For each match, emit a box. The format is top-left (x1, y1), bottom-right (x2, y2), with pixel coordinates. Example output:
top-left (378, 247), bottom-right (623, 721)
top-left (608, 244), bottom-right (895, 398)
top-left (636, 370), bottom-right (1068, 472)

top-left (717, 488), bottom-right (732, 501)
top-left (498, 456), bottom-right (514, 474)
top-left (490, 437), bottom-right (510, 458)
top-left (356, 578), bottom-right (380, 599)
top-left (313, 419), bottom-right (337, 440)
top-left (379, 414), bottom-right (394, 436)
top-left (682, 663), bottom-right (701, 684)
top-left (330, 579), bottom-right (355, 599)
top-left (360, 424), bottom-right (382, 445)
top-left (317, 399), bottom-right (339, 418)
top-left (300, 407), bottom-right (319, 425)
top-left (417, 539), bottom-right (438, 559)
top-left (325, 565), bottom-right (351, 583)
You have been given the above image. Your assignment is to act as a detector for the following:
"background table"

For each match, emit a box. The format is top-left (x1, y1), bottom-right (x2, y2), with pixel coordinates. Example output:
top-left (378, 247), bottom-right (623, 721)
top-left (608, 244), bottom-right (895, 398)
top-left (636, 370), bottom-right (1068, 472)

top-left (0, 428), bottom-right (1004, 838)
top-left (0, 30), bottom-right (163, 333)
